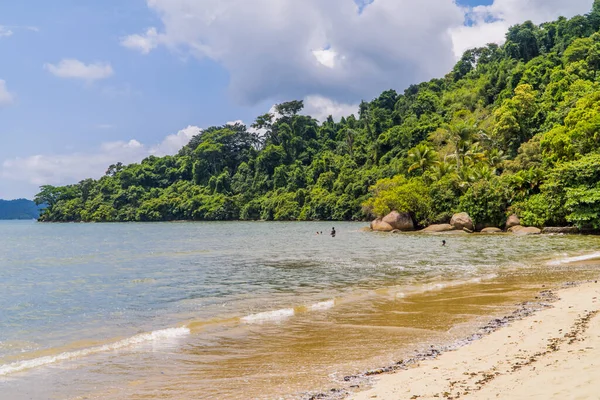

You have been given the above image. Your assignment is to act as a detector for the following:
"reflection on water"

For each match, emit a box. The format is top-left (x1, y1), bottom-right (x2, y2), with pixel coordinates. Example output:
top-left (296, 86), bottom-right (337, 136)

top-left (0, 221), bottom-right (599, 399)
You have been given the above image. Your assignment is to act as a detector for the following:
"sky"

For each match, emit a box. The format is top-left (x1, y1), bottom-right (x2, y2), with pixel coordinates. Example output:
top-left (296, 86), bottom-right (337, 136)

top-left (0, 0), bottom-right (595, 199)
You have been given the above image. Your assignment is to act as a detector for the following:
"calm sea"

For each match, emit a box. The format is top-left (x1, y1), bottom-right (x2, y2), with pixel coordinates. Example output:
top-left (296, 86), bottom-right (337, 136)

top-left (1, 220), bottom-right (599, 399)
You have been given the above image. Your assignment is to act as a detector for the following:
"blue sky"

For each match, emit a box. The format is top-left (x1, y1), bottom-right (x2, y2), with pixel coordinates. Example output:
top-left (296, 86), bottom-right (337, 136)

top-left (0, 0), bottom-right (594, 199)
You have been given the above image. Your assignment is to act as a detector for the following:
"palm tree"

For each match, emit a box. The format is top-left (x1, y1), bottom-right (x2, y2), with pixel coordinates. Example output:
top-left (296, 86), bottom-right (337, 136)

top-left (408, 144), bottom-right (439, 174)
top-left (486, 148), bottom-right (507, 173)
top-left (440, 111), bottom-right (478, 170)
top-left (428, 160), bottom-right (456, 181)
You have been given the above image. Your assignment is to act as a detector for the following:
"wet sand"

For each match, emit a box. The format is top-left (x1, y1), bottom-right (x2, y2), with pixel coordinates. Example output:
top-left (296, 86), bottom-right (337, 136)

top-left (350, 280), bottom-right (600, 400)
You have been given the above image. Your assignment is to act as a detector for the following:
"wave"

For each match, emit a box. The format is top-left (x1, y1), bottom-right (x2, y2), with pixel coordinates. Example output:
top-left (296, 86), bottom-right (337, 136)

top-left (394, 274), bottom-right (498, 298)
top-left (547, 251), bottom-right (600, 266)
top-left (0, 327), bottom-right (190, 376)
top-left (241, 308), bottom-right (295, 323)
top-left (309, 300), bottom-right (335, 311)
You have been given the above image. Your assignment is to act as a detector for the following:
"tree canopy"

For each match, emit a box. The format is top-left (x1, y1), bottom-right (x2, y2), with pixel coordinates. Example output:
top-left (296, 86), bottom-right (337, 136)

top-left (37, 3), bottom-right (600, 229)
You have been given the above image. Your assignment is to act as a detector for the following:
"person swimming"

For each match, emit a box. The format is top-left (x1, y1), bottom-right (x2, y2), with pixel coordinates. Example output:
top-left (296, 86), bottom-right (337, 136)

top-left (442, 240), bottom-right (446, 246)
top-left (331, 227), bottom-right (336, 237)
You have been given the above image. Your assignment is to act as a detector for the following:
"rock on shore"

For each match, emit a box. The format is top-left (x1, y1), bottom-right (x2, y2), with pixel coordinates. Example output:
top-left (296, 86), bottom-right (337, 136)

top-left (370, 218), bottom-right (394, 232)
top-left (382, 211), bottom-right (415, 231)
top-left (506, 214), bottom-right (520, 229)
top-left (481, 227), bottom-right (503, 233)
top-left (509, 225), bottom-right (542, 235)
top-left (542, 227), bottom-right (580, 234)
top-left (450, 212), bottom-right (474, 231)
top-left (420, 224), bottom-right (455, 233)
top-left (370, 211), bottom-right (415, 232)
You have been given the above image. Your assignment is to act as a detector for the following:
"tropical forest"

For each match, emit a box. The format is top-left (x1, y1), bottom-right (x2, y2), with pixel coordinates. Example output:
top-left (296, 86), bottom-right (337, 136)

top-left (36, 2), bottom-right (600, 230)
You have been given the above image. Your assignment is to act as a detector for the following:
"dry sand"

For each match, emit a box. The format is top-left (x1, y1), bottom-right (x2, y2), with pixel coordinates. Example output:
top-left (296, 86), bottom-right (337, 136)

top-left (350, 281), bottom-right (600, 400)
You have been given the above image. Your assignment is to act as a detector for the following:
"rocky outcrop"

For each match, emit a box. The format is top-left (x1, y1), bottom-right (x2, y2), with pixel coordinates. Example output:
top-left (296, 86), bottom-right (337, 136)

top-left (506, 214), bottom-right (520, 229)
top-left (420, 224), bottom-right (455, 233)
top-left (542, 226), bottom-right (579, 234)
top-left (450, 212), bottom-right (474, 231)
top-left (370, 218), bottom-right (394, 232)
top-left (382, 211), bottom-right (415, 231)
top-left (481, 227), bottom-right (503, 233)
top-left (509, 225), bottom-right (541, 235)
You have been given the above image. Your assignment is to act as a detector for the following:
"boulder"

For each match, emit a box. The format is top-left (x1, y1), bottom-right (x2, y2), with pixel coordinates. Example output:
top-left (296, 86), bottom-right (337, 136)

top-left (506, 214), bottom-right (520, 229)
top-left (542, 227), bottom-right (580, 234)
top-left (382, 211), bottom-right (415, 231)
top-left (450, 212), bottom-right (474, 231)
top-left (509, 225), bottom-right (541, 235)
top-left (481, 227), bottom-right (503, 234)
top-left (420, 224), bottom-right (455, 233)
top-left (439, 230), bottom-right (469, 235)
top-left (370, 218), bottom-right (394, 232)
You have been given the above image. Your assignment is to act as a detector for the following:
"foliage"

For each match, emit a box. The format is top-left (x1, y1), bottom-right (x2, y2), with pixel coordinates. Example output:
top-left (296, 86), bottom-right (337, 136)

top-left (362, 176), bottom-right (432, 226)
top-left (36, 3), bottom-right (600, 229)
top-left (0, 199), bottom-right (43, 220)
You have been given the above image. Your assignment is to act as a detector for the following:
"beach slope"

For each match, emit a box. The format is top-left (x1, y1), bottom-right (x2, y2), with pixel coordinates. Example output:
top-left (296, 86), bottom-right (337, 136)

top-left (351, 281), bottom-right (600, 400)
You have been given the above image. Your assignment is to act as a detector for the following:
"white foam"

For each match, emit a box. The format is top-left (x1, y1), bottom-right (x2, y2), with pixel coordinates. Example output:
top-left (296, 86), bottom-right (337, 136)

top-left (241, 308), bottom-right (295, 323)
top-left (547, 251), bottom-right (600, 266)
top-left (0, 327), bottom-right (190, 376)
top-left (309, 300), bottom-right (335, 311)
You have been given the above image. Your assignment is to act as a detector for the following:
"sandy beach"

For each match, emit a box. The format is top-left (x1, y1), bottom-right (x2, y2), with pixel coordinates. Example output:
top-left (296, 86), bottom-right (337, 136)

top-left (350, 280), bottom-right (600, 400)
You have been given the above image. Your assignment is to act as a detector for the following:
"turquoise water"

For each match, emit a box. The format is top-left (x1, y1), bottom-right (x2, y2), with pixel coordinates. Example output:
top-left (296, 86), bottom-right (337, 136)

top-left (1, 220), bottom-right (600, 399)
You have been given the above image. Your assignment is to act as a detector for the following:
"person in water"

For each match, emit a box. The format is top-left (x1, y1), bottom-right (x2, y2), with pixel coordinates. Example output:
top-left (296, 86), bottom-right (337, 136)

top-left (442, 240), bottom-right (446, 246)
top-left (331, 227), bottom-right (336, 237)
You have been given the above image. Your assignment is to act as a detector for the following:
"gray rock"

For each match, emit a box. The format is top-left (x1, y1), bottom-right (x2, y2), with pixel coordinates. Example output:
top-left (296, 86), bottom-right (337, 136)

top-left (506, 214), bottom-right (520, 229)
top-left (370, 218), bottom-right (394, 232)
top-left (480, 227), bottom-right (503, 234)
top-left (509, 225), bottom-right (541, 235)
top-left (542, 227), bottom-right (579, 234)
top-left (420, 224), bottom-right (455, 233)
top-left (382, 211), bottom-right (415, 231)
top-left (450, 212), bottom-right (474, 231)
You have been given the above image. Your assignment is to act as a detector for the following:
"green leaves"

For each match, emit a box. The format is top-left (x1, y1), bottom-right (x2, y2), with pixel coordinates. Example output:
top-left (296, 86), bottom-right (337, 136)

top-left (35, 3), bottom-right (600, 228)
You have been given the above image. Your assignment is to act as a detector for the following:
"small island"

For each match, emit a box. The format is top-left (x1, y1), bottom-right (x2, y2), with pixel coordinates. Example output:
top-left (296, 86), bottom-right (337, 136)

top-left (0, 199), bottom-right (43, 220)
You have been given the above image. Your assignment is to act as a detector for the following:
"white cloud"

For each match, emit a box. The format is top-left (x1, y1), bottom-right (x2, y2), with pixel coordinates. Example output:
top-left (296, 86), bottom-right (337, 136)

top-left (0, 80), bottom-right (15, 107)
top-left (123, 0), bottom-right (593, 105)
top-left (303, 95), bottom-right (358, 122)
top-left (121, 27), bottom-right (161, 54)
top-left (0, 126), bottom-right (202, 188)
top-left (226, 120), bottom-right (245, 126)
top-left (150, 125), bottom-right (201, 156)
top-left (450, 0), bottom-right (592, 58)
top-left (44, 59), bottom-right (114, 82)
top-left (313, 48), bottom-right (339, 69)
top-left (0, 26), bottom-right (13, 38)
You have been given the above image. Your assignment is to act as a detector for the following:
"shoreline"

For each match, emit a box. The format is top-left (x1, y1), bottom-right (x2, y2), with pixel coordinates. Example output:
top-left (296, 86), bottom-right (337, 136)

top-left (302, 278), bottom-right (600, 400)
top-left (317, 279), bottom-right (600, 400)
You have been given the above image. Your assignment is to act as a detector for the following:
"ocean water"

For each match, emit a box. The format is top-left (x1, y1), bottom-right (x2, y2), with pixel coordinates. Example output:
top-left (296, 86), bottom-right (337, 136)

top-left (1, 220), bottom-right (600, 399)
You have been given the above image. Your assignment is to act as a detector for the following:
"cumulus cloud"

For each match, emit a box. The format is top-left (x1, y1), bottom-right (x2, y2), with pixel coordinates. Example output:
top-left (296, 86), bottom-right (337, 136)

top-left (0, 80), bottom-right (15, 107)
top-left (303, 95), bottom-right (359, 122)
top-left (0, 126), bottom-right (202, 188)
top-left (123, 0), bottom-right (463, 104)
top-left (44, 59), bottom-right (114, 82)
top-left (150, 125), bottom-right (201, 156)
top-left (450, 0), bottom-right (593, 58)
top-left (123, 0), bottom-right (593, 105)
top-left (120, 27), bottom-right (162, 54)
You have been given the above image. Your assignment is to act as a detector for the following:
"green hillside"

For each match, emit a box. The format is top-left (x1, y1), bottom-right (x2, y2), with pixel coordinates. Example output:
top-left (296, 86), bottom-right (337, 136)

top-left (0, 199), bottom-right (41, 220)
top-left (36, 2), bottom-right (600, 229)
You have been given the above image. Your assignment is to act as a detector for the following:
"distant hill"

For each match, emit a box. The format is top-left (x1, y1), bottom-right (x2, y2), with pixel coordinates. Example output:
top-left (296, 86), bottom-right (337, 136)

top-left (0, 199), bottom-right (42, 220)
